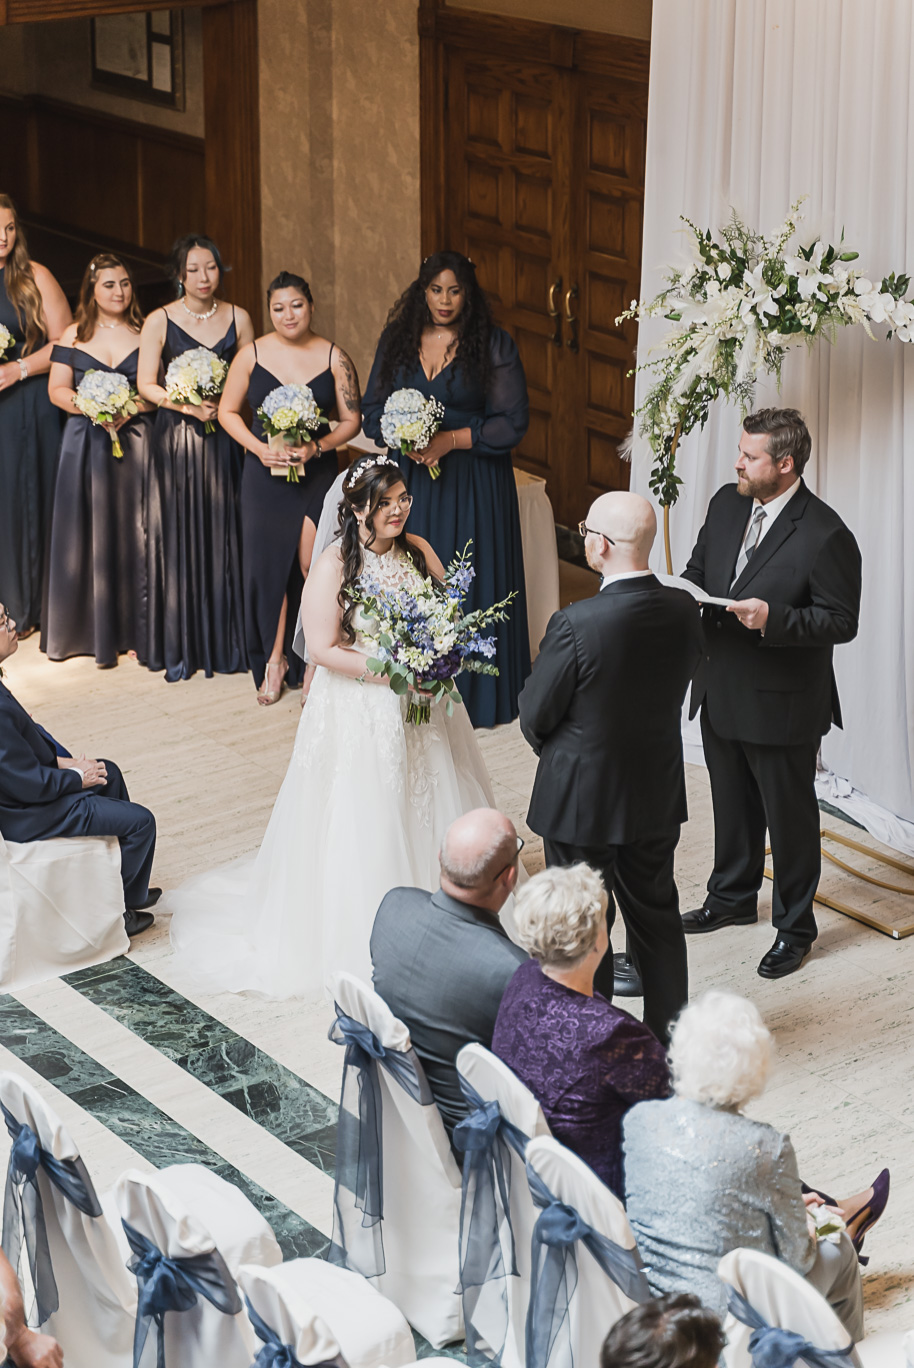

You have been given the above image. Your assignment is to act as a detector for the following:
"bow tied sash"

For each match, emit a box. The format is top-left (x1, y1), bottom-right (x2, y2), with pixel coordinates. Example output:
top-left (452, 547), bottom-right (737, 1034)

top-left (726, 1286), bottom-right (857, 1368)
top-left (327, 1007), bottom-right (430, 1279)
top-left (1, 1101), bottom-right (102, 1323)
top-left (245, 1296), bottom-right (338, 1368)
top-left (525, 1166), bottom-right (652, 1368)
top-left (123, 1221), bottom-right (241, 1368)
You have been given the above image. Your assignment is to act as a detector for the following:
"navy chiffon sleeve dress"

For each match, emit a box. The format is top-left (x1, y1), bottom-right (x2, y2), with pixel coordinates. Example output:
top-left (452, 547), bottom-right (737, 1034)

top-left (362, 325), bottom-right (531, 727)
top-left (43, 344), bottom-right (152, 666)
top-left (143, 311), bottom-right (246, 681)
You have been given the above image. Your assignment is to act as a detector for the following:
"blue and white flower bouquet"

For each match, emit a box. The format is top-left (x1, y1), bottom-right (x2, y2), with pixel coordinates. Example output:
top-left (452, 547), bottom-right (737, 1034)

top-left (257, 383), bottom-right (324, 483)
top-left (74, 369), bottom-right (140, 459)
top-left (0, 323), bottom-right (13, 363)
top-left (380, 388), bottom-right (446, 479)
top-left (348, 541), bottom-right (515, 724)
top-left (164, 345), bottom-right (228, 434)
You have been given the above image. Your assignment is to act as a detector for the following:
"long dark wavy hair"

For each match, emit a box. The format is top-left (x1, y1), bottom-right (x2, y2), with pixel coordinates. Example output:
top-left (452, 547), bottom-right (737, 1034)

top-left (375, 250), bottom-right (493, 395)
top-left (337, 460), bottom-right (433, 644)
top-left (75, 253), bottom-right (144, 342)
top-left (0, 194), bottom-right (47, 355)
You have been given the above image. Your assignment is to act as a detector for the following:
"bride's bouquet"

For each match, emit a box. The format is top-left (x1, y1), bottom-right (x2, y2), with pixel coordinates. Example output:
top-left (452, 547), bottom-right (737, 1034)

top-left (0, 323), bottom-right (13, 363)
top-left (164, 345), bottom-right (228, 434)
top-left (257, 383), bottom-right (324, 483)
top-left (74, 369), bottom-right (140, 459)
top-left (349, 541), bottom-right (515, 725)
top-left (380, 388), bottom-right (446, 479)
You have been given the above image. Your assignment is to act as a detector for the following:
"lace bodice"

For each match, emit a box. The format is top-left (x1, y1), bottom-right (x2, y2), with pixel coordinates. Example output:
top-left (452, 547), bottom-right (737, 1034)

top-left (352, 544), bottom-right (425, 648)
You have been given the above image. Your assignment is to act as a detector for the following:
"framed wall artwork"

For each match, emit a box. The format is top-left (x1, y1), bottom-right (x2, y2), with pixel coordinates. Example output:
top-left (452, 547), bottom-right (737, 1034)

top-left (91, 10), bottom-right (185, 109)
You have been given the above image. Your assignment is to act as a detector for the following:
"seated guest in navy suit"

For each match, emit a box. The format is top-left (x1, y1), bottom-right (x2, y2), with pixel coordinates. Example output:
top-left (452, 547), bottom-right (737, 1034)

top-left (0, 603), bottom-right (158, 936)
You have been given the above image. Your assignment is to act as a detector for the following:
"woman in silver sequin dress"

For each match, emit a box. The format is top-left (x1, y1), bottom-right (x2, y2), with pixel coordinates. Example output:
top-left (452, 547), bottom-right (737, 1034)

top-left (623, 992), bottom-right (888, 1341)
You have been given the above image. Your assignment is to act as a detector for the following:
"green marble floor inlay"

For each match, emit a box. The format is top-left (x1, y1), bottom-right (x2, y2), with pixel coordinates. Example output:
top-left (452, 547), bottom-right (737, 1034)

top-left (63, 959), bottom-right (338, 1175)
top-left (0, 994), bottom-right (327, 1261)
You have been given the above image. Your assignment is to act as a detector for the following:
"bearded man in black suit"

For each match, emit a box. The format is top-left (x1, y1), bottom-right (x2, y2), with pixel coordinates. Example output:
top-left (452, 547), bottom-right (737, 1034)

top-left (682, 408), bottom-right (862, 979)
top-left (518, 492), bottom-right (703, 1043)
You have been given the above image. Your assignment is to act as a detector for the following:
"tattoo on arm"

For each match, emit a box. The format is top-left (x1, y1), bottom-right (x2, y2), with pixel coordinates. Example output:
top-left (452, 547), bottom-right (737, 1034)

top-left (336, 350), bottom-right (361, 416)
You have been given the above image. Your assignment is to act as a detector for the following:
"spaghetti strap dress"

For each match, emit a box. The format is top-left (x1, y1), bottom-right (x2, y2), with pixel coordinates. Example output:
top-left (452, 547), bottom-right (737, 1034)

top-left (362, 325), bottom-right (531, 728)
top-left (241, 343), bottom-right (339, 690)
top-left (44, 345), bottom-right (152, 665)
top-left (0, 266), bottom-right (63, 632)
top-left (144, 309), bottom-right (246, 681)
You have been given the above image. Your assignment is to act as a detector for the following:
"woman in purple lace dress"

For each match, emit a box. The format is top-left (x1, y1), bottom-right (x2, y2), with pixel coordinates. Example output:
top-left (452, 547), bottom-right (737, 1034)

top-left (492, 863), bottom-right (670, 1199)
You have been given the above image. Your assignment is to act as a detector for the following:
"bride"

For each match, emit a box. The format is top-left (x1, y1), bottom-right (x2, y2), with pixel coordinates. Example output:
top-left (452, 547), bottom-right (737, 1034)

top-left (167, 454), bottom-right (498, 998)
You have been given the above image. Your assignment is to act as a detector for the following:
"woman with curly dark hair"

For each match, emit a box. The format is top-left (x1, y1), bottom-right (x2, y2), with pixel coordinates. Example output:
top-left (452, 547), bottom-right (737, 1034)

top-left (362, 250), bottom-right (530, 727)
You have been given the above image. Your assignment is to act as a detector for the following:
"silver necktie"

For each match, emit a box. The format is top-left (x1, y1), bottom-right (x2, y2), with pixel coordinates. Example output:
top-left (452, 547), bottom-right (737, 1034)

top-left (731, 506), bottom-right (767, 588)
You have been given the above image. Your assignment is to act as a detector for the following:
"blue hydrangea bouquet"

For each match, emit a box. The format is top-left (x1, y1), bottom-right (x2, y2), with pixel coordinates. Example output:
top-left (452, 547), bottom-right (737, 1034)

top-left (349, 541), bottom-right (515, 724)
top-left (380, 388), bottom-right (446, 478)
top-left (74, 369), bottom-right (140, 459)
top-left (164, 345), bottom-right (228, 434)
top-left (0, 323), bottom-right (13, 363)
top-left (257, 382), bottom-right (324, 482)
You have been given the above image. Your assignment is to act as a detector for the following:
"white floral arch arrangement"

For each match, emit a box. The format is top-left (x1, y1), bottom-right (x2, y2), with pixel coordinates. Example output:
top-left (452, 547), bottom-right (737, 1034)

top-left (618, 200), bottom-right (913, 568)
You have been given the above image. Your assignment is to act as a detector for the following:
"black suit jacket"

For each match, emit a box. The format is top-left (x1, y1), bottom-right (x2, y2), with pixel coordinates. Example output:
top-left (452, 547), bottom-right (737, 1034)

top-left (518, 576), bottom-right (703, 847)
top-left (683, 481), bottom-right (862, 746)
top-left (0, 681), bottom-right (84, 842)
top-left (370, 886), bottom-right (527, 1139)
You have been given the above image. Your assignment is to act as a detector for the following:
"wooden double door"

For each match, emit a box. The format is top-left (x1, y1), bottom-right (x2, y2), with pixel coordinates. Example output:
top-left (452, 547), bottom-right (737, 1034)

top-left (420, 9), bottom-right (649, 528)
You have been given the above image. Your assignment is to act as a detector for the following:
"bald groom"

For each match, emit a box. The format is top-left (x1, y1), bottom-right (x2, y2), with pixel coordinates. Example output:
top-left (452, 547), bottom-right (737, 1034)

top-left (518, 493), bottom-right (703, 1042)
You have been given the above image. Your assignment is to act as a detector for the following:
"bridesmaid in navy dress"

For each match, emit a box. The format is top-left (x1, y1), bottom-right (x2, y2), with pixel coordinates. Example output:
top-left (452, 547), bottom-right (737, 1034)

top-left (362, 250), bottom-right (530, 728)
top-left (45, 254), bottom-right (154, 665)
top-left (0, 195), bottom-right (70, 636)
top-left (137, 234), bottom-right (253, 680)
top-left (219, 271), bottom-right (362, 703)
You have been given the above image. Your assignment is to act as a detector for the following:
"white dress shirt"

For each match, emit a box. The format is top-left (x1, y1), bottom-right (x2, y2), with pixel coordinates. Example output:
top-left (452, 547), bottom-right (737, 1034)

top-left (600, 568), bottom-right (654, 590)
top-left (737, 477), bottom-right (801, 557)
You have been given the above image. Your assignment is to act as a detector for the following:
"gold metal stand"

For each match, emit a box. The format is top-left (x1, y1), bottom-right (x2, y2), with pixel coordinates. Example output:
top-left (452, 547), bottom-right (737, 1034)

top-left (763, 828), bottom-right (914, 939)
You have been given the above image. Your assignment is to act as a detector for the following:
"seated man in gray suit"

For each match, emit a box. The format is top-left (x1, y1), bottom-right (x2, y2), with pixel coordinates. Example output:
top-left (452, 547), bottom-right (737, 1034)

top-left (370, 807), bottom-right (528, 1143)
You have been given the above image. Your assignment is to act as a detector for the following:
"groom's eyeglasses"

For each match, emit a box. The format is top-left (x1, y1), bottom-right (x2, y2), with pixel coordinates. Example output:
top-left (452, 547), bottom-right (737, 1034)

top-left (578, 521), bottom-right (615, 544)
top-left (491, 835), bottom-right (525, 883)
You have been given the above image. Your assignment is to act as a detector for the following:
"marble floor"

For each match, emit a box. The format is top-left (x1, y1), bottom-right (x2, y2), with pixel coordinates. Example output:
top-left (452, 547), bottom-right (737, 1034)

top-left (1, 622), bottom-right (913, 1344)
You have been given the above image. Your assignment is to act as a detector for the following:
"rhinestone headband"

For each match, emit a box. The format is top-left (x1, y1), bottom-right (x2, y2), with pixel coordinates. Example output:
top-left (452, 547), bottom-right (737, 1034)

top-left (345, 453), bottom-right (399, 489)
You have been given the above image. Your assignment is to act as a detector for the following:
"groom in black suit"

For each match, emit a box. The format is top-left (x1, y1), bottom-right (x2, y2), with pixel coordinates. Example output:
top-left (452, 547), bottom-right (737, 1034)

top-left (518, 492), bottom-right (703, 1043)
top-left (0, 603), bottom-right (159, 935)
top-left (682, 408), bottom-right (862, 978)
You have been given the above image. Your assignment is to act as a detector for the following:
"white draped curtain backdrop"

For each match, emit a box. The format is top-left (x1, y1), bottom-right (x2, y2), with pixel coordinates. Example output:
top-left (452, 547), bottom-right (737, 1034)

top-left (630, 0), bottom-right (914, 843)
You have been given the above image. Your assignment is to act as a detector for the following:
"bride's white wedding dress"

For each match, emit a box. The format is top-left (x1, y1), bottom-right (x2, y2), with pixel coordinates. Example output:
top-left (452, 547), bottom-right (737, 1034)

top-left (167, 544), bottom-right (497, 999)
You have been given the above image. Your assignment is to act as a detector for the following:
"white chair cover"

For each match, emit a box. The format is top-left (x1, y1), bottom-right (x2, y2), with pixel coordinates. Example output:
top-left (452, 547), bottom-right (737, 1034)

top-left (456, 1043), bottom-right (552, 1368)
top-left (719, 1248), bottom-right (863, 1368)
top-left (0, 1071), bottom-right (136, 1368)
top-left (0, 830), bottom-right (128, 992)
top-left (328, 971), bottom-right (463, 1348)
top-left (152, 1163), bottom-right (282, 1275)
top-left (115, 1168), bottom-right (256, 1368)
top-left (239, 1260), bottom-right (415, 1368)
top-left (524, 1136), bottom-right (648, 1368)
top-left (856, 1331), bottom-right (911, 1368)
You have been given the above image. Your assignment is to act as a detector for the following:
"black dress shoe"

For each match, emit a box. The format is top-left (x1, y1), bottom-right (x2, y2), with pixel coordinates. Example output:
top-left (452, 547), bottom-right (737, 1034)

top-left (123, 907), bottom-right (155, 937)
top-left (130, 887), bottom-right (162, 912)
top-left (613, 952), bottom-right (643, 997)
top-left (757, 937), bottom-right (812, 979)
top-left (681, 904), bottom-right (758, 934)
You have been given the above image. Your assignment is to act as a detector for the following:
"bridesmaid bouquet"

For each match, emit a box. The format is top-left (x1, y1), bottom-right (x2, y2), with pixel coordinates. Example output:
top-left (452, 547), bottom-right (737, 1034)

top-left (380, 388), bottom-right (446, 479)
top-left (164, 346), bottom-right (228, 434)
top-left (0, 323), bottom-right (13, 362)
top-left (350, 541), bottom-right (515, 725)
top-left (257, 383), bottom-right (324, 483)
top-left (74, 369), bottom-right (140, 459)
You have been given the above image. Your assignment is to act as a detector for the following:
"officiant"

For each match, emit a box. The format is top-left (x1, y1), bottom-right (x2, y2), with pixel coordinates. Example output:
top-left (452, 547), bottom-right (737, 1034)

top-left (681, 408), bottom-right (862, 978)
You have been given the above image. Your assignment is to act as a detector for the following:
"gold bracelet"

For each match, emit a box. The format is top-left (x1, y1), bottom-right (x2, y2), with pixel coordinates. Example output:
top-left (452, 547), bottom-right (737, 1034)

top-left (451, 430), bottom-right (457, 449)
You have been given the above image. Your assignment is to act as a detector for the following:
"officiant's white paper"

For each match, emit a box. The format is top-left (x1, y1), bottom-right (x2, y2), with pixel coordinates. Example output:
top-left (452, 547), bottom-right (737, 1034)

top-left (657, 574), bottom-right (733, 609)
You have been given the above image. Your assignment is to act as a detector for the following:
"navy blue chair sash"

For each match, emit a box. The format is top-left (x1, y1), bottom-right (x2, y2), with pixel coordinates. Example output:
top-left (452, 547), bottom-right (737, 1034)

top-left (452, 1077), bottom-right (530, 1367)
top-left (726, 1286), bottom-right (857, 1368)
top-left (245, 1295), bottom-right (338, 1368)
top-left (1, 1100), bottom-right (102, 1324)
top-left (525, 1165), bottom-right (652, 1368)
top-left (327, 1007), bottom-right (430, 1279)
top-left (123, 1220), bottom-right (241, 1368)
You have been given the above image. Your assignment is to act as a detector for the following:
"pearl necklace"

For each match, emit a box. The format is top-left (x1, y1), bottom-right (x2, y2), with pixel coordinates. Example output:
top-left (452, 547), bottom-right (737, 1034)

top-left (182, 297), bottom-right (219, 323)
top-left (96, 320), bottom-right (121, 330)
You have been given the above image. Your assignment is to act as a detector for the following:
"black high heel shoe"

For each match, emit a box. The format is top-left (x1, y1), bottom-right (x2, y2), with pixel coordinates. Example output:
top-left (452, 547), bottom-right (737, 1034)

top-left (849, 1168), bottom-right (890, 1266)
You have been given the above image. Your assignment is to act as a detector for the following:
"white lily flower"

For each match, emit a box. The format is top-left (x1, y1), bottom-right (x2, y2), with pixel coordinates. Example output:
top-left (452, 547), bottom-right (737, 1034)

top-left (785, 242), bottom-right (833, 301)
top-left (739, 263), bottom-right (786, 321)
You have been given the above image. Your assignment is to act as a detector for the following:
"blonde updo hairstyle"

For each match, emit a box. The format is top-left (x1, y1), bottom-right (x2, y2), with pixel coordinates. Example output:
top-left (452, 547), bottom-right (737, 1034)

top-left (513, 863), bottom-right (607, 968)
top-left (669, 990), bottom-right (774, 1110)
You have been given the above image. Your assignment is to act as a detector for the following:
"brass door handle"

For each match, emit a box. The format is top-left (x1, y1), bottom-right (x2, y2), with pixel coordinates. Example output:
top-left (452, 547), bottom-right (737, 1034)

top-left (564, 284), bottom-right (579, 352)
top-left (547, 278), bottom-right (562, 346)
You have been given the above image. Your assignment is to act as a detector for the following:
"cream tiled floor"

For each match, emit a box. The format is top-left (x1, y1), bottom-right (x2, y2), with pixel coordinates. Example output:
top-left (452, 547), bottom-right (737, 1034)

top-left (3, 626), bottom-right (913, 1334)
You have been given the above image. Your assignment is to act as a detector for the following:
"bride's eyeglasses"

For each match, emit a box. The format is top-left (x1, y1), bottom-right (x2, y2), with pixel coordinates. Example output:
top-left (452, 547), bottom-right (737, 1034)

top-left (380, 494), bottom-right (414, 510)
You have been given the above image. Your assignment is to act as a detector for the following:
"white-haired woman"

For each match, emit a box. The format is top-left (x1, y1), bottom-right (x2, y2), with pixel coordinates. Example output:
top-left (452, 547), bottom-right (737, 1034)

top-left (492, 863), bottom-right (670, 1199)
top-left (623, 992), bottom-right (889, 1341)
